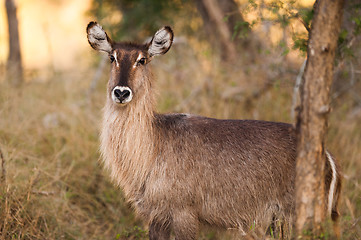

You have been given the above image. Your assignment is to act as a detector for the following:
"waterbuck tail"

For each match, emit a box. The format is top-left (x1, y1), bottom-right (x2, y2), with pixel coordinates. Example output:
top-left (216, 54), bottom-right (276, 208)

top-left (326, 151), bottom-right (342, 239)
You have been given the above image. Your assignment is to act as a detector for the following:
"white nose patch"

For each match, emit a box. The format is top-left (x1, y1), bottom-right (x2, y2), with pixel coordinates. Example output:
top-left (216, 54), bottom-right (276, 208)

top-left (112, 86), bottom-right (133, 104)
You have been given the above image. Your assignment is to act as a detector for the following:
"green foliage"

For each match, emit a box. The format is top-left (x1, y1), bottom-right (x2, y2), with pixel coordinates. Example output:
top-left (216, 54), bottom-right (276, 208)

top-left (88, 0), bottom-right (361, 61)
top-left (247, 0), bottom-right (258, 9)
top-left (89, 0), bottom-right (190, 41)
top-left (292, 33), bottom-right (308, 54)
top-left (335, 2), bottom-right (361, 61)
top-left (232, 21), bottom-right (252, 40)
top-left (269, 225), bottom-right (274, 238)
top-left (338, 29), bottom-right (349, 45)
top-left (241, 0), bottom-right (313, 54)
top-left (117, 226), bottom-right (148, 240)
top-left (89, 0), bottom-right (314, 56)
top-left (279, 40), bottom-right (290, 56)
top-left (353, 15), bottom-right (361, 35)
top-left (298, 7), bottom-right (314, 30)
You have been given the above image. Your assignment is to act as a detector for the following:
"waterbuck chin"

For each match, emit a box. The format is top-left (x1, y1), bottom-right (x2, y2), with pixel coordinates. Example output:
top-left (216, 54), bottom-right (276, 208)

top-left (87, 22), bottom-right (341, 239)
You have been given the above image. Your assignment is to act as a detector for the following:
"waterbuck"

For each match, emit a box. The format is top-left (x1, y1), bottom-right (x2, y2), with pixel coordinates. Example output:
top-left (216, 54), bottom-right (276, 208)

top-left (87, 22), bottom-right (341, 239)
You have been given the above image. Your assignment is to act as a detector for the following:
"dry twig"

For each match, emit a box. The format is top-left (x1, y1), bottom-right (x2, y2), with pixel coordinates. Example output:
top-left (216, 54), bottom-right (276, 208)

top-left (0, 146), bottom-right (6, 185)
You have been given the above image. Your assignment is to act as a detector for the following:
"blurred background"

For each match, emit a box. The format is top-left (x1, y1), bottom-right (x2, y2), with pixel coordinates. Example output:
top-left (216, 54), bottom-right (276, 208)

top-left (0, 0), bottom-right (360, 239)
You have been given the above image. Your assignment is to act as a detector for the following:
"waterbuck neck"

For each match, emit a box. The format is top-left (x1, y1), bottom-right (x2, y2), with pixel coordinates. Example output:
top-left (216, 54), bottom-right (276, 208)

top-left (100, 90), bottom-right (156, 198)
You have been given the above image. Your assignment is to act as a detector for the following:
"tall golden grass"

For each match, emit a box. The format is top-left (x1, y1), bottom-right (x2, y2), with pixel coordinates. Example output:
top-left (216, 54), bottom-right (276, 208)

top-left (0, 40), bottom-right (360, 239)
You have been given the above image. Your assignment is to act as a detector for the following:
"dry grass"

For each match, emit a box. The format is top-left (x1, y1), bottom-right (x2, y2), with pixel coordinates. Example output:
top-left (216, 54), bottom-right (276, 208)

top-left (0, 41), bottom-right (360, 239)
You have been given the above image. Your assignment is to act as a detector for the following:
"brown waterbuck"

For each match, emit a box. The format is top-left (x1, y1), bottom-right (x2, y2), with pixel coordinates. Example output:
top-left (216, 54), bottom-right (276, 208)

top-left (87, 22), bottom-right (341, 239)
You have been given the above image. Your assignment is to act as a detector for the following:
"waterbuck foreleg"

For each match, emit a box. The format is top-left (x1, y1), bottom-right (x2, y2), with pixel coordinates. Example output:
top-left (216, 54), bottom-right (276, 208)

top-left (172, 209), bottom-right (198, 240)
top-left (149, 219), bottom-right (171, 240)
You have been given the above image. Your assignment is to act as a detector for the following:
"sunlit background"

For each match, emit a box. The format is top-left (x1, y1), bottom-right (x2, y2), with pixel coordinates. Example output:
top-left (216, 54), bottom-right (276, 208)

top-left (0, 0), bottom-right (91, 72)
top-left (0, 0), bottom-right (316, 73)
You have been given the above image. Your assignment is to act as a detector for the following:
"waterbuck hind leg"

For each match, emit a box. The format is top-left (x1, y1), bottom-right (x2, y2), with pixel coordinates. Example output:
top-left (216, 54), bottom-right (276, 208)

top-left (279, 220), bottom-right (292, 240)
top-left (172, 210), bottom-right (198, 240)
top-left (149, 219), bottom-right (171, 240)
top-left (332, 216), bottom-right (341, 240)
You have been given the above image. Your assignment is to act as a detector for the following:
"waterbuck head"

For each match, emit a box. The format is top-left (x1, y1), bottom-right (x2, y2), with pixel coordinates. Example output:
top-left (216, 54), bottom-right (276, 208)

top-left (87, 22), bottom-right (173, 106)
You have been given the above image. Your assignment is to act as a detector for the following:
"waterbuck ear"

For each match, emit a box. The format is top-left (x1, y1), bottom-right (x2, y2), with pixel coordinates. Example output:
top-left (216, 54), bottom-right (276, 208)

top-left (87, 21), bottom-right (113, 53)
top-left (148, 26), bottom-right (174, 57)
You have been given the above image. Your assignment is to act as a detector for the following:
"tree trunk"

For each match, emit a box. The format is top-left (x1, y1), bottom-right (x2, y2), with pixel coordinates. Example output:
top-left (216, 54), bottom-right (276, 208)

top-left (294, 0), bottom-right (345, 238)
top-left (5, 0), bottom-right (23, 86)
top-left (195, 0), bottom-right (248, 62)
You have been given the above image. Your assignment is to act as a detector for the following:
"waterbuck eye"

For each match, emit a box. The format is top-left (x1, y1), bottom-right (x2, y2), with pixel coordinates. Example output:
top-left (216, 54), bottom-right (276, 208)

top-left (109, 55), bottom-right (115, 63)
top-left (137, 57), bottom-right (147, 65)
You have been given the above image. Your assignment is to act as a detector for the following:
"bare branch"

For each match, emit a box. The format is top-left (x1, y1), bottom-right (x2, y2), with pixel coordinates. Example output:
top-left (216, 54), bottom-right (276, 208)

top-left (291, 60), bottom-right (306, 121)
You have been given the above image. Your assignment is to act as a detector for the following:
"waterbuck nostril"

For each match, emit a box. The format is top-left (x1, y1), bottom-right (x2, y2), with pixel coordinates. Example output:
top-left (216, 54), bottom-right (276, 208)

top-left (113, 89), bottom-right (122, 99)
top-left (112, 87), bottom-right (133, 104)
top-left (122, 90), bottom-right (130, 99)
